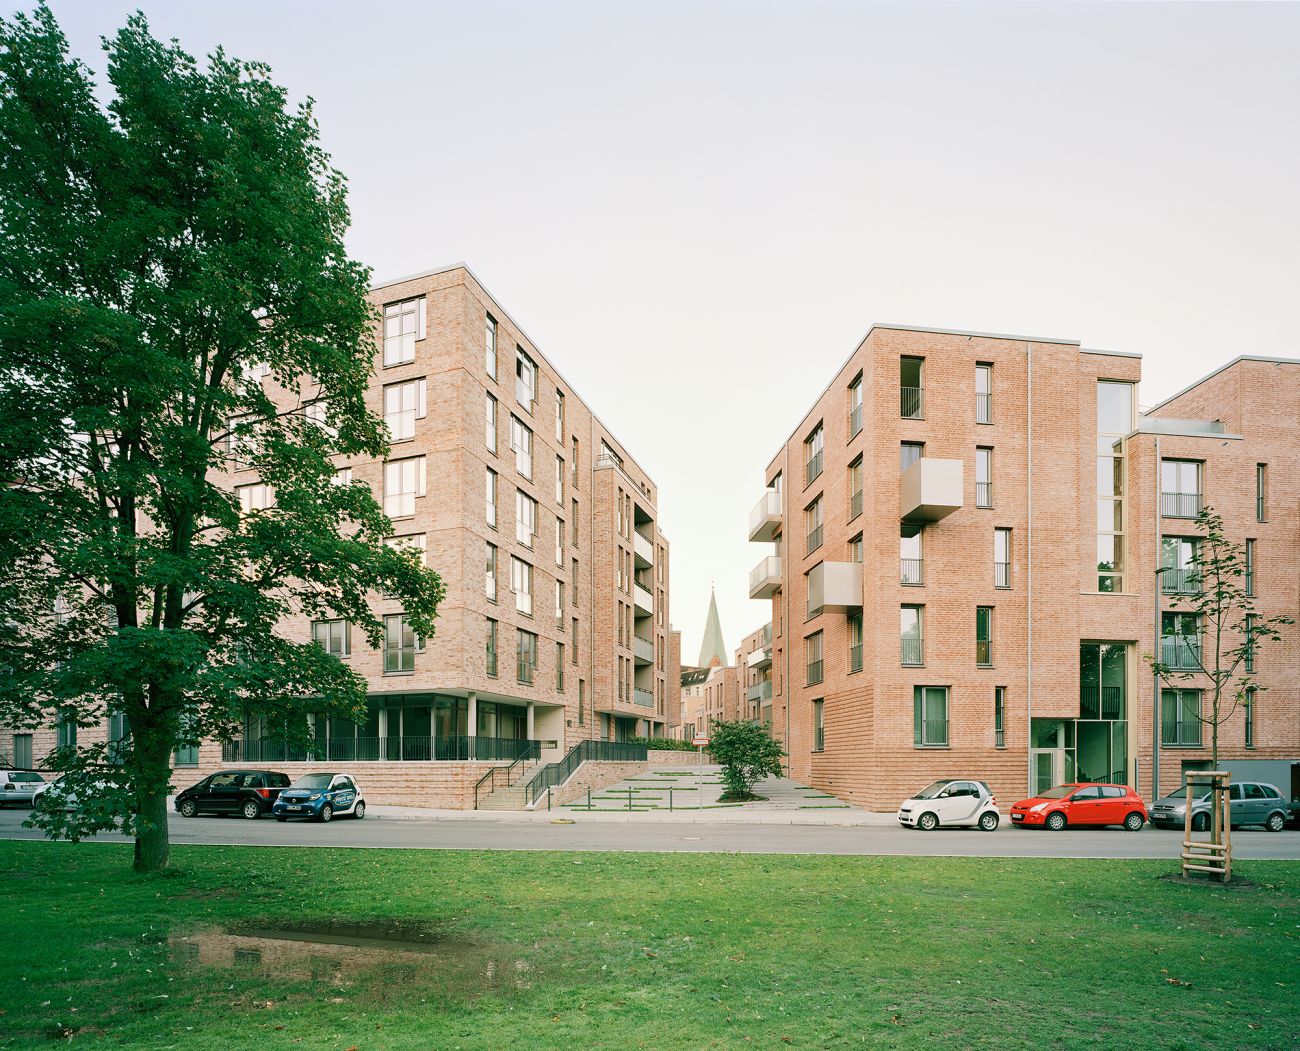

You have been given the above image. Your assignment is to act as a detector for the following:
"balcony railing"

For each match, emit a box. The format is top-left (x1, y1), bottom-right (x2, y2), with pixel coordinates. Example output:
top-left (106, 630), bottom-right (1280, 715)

top-left (995, 561), bottom-right (1010, 589)
top-left (517, 660), bottom-right (534, 684)
top-left (224, 735), bottom-right (542, 763)
top-left (976, 392), bottom-right (991, 425)
top-left (806, 660), bottom-right (824, 686)
top-left (976, 482), bottom-right (992, 508)
top-left (806, 525), bottom-right (823, 555)
top-left (633, 582), bottom-right (654, 615)
top-left (850, 490), bottom-right (863, 520)
top-left (849, 644), bottom-right (863, 673)
top-left (746, 680), bottom-right (773, 703)
top-left (1161, 491), bottom-right (1202, 519)
top-left (1161, 635), bottom-right (1202, 670)
top-left (901, 558), bottom-right (923, 585)
top-left (901, 636), bottom-right (923, 666)
top-left (900, 386), bottom-right (924, 419)
top-left (633, 634), bottom-right (654, 664)
top-left (976, 639), bottom-right (992, 667)
top-left (749, 555), bottom-right (782, 599)
top-left (849, 404), bottom-right (863, 437)
top-left (1080, 687), bottom-right (1125, 721)
top-left (1161, 568), bottom-right (1201, 594)
top-left (748, 490), bottom-right (782, 542)
top-left (633, 686), bottom-right (654, 708)
top-left (805, 451), bottom-right (823, 486)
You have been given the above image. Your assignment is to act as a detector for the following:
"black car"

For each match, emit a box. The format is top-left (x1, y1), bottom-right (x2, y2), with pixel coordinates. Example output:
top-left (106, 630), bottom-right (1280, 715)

top-left (174, 770), bottom-right (290, 820)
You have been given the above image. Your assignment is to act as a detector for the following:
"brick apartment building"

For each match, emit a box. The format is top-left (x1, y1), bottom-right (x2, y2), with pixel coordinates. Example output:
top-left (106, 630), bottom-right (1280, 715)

top-left (4, 265), bottom-right (673, 807)
top-left (748, 324), bottom-right (1298, 811)
top-left (735, 623), bottom-right (773, 722)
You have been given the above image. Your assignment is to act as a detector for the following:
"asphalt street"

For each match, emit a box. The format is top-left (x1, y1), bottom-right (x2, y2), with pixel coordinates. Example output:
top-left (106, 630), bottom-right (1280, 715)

top-left (2, 807), bottom-right (1298, 859)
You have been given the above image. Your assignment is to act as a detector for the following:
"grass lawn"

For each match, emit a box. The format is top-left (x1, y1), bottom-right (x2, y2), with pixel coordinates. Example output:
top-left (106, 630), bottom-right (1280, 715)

top-left (1, 843), bottom-right (1297, 1049)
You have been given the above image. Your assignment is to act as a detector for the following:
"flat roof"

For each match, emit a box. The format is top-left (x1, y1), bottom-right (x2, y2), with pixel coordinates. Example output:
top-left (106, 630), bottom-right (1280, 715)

top-left (1145, 354), bottom-right (1300, 415)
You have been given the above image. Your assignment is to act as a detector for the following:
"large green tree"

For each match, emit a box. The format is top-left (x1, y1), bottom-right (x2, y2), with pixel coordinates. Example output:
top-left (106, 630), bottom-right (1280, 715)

top-left (0, 6), bottom-right (443, 871)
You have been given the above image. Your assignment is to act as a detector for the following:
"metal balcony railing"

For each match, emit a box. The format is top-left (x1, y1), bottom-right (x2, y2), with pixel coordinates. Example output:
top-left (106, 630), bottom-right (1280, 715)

top-left (850, 490), bottom-right (863, 519)
top-left (976, 482), bottom-right (992, 508)
top-left (1161, 491), bottom-right (1202, 518)
top-left (806, 660), bottom-right (824, 686)
top-left (486, 648), bottom-right (498, 677)
top-left (995, 561), bottom-right (1010, 589)
top-left (524, 739), bottom-right (648, 807)
top-left (517, 659), bottom-right (534, 685)
top-left (746, 680), bottom-right (773, 703)
top-left (901, 558), bottom-right (923, 585)
top-left (1161, 635), bottom-right (1202, 670)
top-left (901, 636), bottom-right (923, 666)
top-left (849, 644), bottom-right (863, 673)
top-left (805, 451), bottom-right (823, 486)
top-left (633, 686), bottom-right (654, 707)
top-left (1079, 686), bottom-right (1124, 721)
top-left (976, 639), bottom-right (992, 667)
top-left (900, 386), bottom-right (924, 419)
top-left (1161, 568), bottom-right (1200, 594)
top-left (976, 392), bottom-right (991, 425)
top-left (224, 735), bottom-right (543, 763)
top-left (806, 525), bottom-right (823, 554)
top-left (849, 404), bottom-right (863, 438)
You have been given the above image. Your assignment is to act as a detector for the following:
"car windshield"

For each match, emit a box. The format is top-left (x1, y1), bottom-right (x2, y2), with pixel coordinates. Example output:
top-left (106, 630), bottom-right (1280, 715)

top-left (912, 781), bottom-right (953, 800)
top-left (289, 773), bottom-right (333, 790)
top-left (1036, 786), bottom-right (1076, 799)
top-left (1163, 785), bottom-right (1209, 801)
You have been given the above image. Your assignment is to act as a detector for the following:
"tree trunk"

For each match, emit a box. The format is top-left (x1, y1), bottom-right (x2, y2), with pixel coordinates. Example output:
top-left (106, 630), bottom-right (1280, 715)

top-left (132, 728), bottom-right (174, 873)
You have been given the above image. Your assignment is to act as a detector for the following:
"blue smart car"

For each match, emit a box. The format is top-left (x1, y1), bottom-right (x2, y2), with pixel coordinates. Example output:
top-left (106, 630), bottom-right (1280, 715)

top-left (271, 772), bottom-right (365, 822)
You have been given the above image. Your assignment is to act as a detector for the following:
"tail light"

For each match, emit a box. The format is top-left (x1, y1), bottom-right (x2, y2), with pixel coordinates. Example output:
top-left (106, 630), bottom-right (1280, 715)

top-left (257, 788), bottom-right (270, 799)
top-left (990, 798), bottom-right (997, 806)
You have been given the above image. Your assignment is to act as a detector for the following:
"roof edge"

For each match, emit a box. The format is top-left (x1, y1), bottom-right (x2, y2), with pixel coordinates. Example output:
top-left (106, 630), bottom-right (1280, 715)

top-left (1146, 354), bottom-right (1300, 415)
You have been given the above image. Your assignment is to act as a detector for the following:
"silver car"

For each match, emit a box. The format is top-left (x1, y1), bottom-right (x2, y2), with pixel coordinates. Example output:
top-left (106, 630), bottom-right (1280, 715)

top-left (0, 770), bottom-right (48, 807)
top-left (1149, 780), bottom-right (1289, 832)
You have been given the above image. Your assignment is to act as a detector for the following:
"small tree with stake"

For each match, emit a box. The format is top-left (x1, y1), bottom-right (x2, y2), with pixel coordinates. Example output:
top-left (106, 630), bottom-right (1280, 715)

top-left (708, 719), bottom-right (785, 802)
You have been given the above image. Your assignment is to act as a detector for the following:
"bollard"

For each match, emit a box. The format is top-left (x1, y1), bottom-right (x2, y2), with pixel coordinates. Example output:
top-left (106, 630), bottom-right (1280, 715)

top-left (587, 787), bottom-right (591, 809)
top-left (627, 788), bottom-right (632, 811)
top-left (547, 789), bottom-right (551, 812)
top-left (669, 788), bottom-right (673, 812)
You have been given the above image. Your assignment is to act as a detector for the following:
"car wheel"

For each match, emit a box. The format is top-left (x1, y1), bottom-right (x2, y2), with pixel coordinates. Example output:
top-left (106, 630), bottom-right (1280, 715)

top-left (1191, 812), bottom-right (1210, 832)
top-left (319, 804), bottom-right (333, 823)
top-left (241, 800), bottom-right (261, 820)
top-left (1265, 812), bottom-right (1285, 833)
top-left (179, 800), bottom-right (197, 819)
top-left (353, 801), bottom-right (366, 820)
top-left (1045, 811), bottom-right (1067, 832)
top-left (1123, 811), bottom-right (1144, 832)
top-left (916, 812), bottom-right (939, 831)
top-left (978, 811), bottom-right (999, 832)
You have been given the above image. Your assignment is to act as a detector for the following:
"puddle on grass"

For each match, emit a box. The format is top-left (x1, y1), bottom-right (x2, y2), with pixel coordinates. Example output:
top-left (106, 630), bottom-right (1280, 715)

top-left (170, 918), bottom-right (535, 994)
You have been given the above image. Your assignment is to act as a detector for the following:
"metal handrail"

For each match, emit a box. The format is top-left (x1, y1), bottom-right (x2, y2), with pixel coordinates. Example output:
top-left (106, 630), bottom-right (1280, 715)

top-left (474, 741), bottom-right (541, 809)
top-left (523, 739), bottom-right (648, 807)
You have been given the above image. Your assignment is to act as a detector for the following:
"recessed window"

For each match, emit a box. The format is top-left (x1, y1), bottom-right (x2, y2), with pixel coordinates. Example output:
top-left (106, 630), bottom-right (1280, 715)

top-left (383, 297), bottom-right (425, 367)
top-left (804, 424), bottom-right (824, 486)
top-left (1161, 688), bottom-right (1202, 746)
top-left (900, 356), bottom-right (924, 419)
top-left (515, 348), bottom-right (536, 410)
top-left (312, 619), bottom-right (350, 657)
top-left (486, 619), bottom-right (498, 677)
top-left (805, 497), bottom-right (824, 555)
top-left (976, 447), bottom-right (993, 508)
top-left (901, 606), bottom-right (923, 666)
top-left (485, 394), bottom-right (498, 452)
top-left (383, 614), bottom-right (423, 673)
top-left (510, 416), bottom-right (533, 478)
top-left (994, 687), bottom-right (1006, 748)
top-left (485, 314), bottom-right (498, 379)
top-left (848, 612), bottom-right (863, 674)
top-left (1256, 464), bottom-right (1267, 522)
top-left (486, 467), bottom-right (497, 528)
top-left (1160, 459), bottom-right (1202, 519)
top-left (976, 606), bottom-right (993, 667)
top-left (236, 483), bottom-right (274, 514)
top-left (1244, 687), bottom-right (1255, 748)
top-left (1245, 539), bottom-right (1255, 596)
top-left (516, 490), bottom-right (537, 548)
top-left (901, 523), bottom-right (923, 585)
top-left (516, 629), bottom-right (538, 684)
top-left (1161, 612), bottom-right (1201, 670)
top-left (976, 363), bottom-right (992, 424)
top-left (901, 441), bottom-right (924, 471)
top-left (913, 686), bottom-right (948, 747)
top-left (485, 543), bottom-right (498, 602)
top-left (805, 631), bottom-right (824, 686)
top-left (848, 456), bottom-right (863, 521)
top-left (848, 374), bottom-right (863, 438)
top-left (555, 389), bottom-right (565, 442)
top-left (812, 699), bottom-right (825, 752)
top-left (383, 456), bottom-right (426, 519)
top-left (994, 528), bottom-right (1011, 589)
top-left (384, 533), bottom-right (426, 566)
top-left (383, 379), bottom-right (426, 442)
top-left (511, 556), bottom-right (533, 616)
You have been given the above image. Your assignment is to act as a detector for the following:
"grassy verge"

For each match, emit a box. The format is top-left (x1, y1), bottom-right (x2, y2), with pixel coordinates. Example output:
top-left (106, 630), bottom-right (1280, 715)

top-left (0, 842), bottom-right (1296, 1049)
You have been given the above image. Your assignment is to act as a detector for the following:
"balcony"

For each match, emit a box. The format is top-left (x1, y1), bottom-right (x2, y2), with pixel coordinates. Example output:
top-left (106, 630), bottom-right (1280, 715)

top-left (634, 529), bottom-right (654, 567)
top-left (1161, 491), bottom-right (1202, 519)
top-left (995, 561), bottom-right (1010, 589)
top-left (849, 403), bottom-right (863, 438)
top-left (633, 686), bottom-right (654, 708)
top-left (807, 561), bottom-right (863, 610)
top-left (805, 525), bottom-right (823, 555)
top-left (901, 558), bottom-right (924, 585)
top-left (901, 636), bottom-right (923, 667)
top-left (749, 555), bottom-right (782, 599)
top-left (747, 680), bottom-right (773, 703)
top-left (900, 458), bottom-right (963, 522)
top-left (633, 634), bottom-right (654, 665)
top-left (1161, 635), bottom-right (1202, 670)
top-left (1161, 568), bottom-right (1201, 595)
top-left (976, 482), bottom-right (992, 508)
top-left (746, 646), bottom-right (772, 670)
top-left (633, 582), bottom-right (654, 616)
top-left (900, 386), bottom-right (924, 419)
top-left (805, 451), bottom-right (823, 487)
top-left (748, 490), bottom-right (782, 542)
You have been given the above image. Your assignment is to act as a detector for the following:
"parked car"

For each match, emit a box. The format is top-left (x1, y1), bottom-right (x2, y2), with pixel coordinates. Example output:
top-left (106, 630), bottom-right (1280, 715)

top-left (0, 770), bottom-right (48, 807)
top-left (1011, 783), bottom-right (1147, 831)
top-left (33, 775), bottom-right (117, 813)
top-left (175, 770), bottom-right (290, 820)
top-left (271, 773), bottom-right (365, 822)
top-left (898, 778), bottom-right (1000, 831)
top-left (1149, 781), bottom-right (1289, 833)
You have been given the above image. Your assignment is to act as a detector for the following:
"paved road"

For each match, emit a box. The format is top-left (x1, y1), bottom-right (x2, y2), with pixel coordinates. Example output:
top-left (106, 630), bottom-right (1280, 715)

top-left (2, 808), bottom-right (1298, 859)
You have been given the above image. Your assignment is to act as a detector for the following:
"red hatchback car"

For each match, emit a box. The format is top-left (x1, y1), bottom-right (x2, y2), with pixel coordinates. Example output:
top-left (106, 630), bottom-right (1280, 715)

top-left (1011, 783), bottom-right (1147, 831)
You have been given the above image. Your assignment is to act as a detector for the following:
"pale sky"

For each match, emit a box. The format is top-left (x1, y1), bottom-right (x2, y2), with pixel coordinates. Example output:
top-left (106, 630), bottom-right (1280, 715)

top-left (45, 1), bottom-right (1300, 661)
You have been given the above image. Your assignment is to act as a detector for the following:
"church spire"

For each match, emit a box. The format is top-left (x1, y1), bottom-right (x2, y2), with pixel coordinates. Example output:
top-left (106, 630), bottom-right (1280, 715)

top-left (697, 587), bottom-right (728, 667)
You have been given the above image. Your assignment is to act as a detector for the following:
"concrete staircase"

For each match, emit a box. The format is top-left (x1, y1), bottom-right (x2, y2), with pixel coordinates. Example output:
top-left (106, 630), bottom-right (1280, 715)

top-left (475, 761), bottom-right (542, 810)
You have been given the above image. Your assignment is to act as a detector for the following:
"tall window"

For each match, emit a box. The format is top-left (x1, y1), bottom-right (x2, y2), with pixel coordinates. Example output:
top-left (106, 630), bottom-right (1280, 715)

top-left (900, 441), bottom-right (924, 470)
top-left (312, 619), bottom-right (350, 657)
top-left (900, 356), bottom-right (924, 418)
top-left (486, 543), bottom-right (498, 602)
top-left (975, 447), bottom-right (993, 508)
top-left (236, 483), bottom-right (274, 514)
top-left (849, 533), bottom-right (864, 564)
top-left (848, 612), bottom-right (863, 673)
top-left (56, 709), bottom-right (77, 748)
top-left (556, 643), bottom-right (565, 691)
top-left (1244, 614), bottom-right (1256, 673)
top-left (555, 389), bottom-right (565, 442)
top-left (1098, 381), bottom-right (1134, 591)
top-left (805, 496), bottom-right (823, 555)
top-left (511, 557), bottom-right (533, 615)
top-left (1256, 464), bottom-right (1267, 522)
top-left (913, 686), bottom-right (947, 747)
top-left (1245, 539), bottom-right (1255, 596)
top-left (383, 614), bottom-right (421, 673)
top-left (901, 524), bottom-right (922, 585)
top-left (571, 498), bottom-right (579, 545)
top-left (901, 605), bottom-right (923, 666)
top-left (516, 490), bottom-right (536, 547)
top-left (1161, 688), bottom-right (1202, 746)
top-left (812, 699), bottom-right (825, 752)
top-left (848, 373), bottom-right (863, 437)
top-left (976, 606), bottom-right (993, 667)
top-left (486, 619), bottom-right (498, 677)
top-left (384, 457), bottom-right (425, 519)
top-left (486, 467), bottom-right (498, 527)
top-left (485, 314), bottom-right (498, 378)
top-left (510, 416), bottom-right (533, 477)
top-left (848, 457), bottom-right (863, 520)
top-left (515, 348), bottom-right (536, 410)
top-left (555, 580), bottom-right (565, 628)
top-left (12, 734), bottom-right (32, 768)
top-left (805, 631), bottom-right (823, 686)
top-left (383, 296), bottom-right (424, 367)
top-left (555, 519), bottom-right (565, 565)
top-left (1160, 537), bottom-right (1200, 594)
top-left (994, 687), bottom-right (1006, 748)
top-left (517, 629), bottom-right (537, 684)
top-left (1244, 687), bottom-right (1255, 747)
top-left (804, 424), bottom-right (824, 485)
top-left (975, 363), bottom-right (992, 424)
top-left (994, 528), bottom-right (1011, 588)
top-left (305, 399), bottom-right (335, 440)
top-left (485, 394), bottom-right (497, 452)
top-left (555, 455), bottom-right (564, 504)
top-left (1160, 459), bottom-right (1201, 519)
top-left (383, 379), bottom-right (426, 442)
top-left (1161, 612), bottom-right (1201, 669)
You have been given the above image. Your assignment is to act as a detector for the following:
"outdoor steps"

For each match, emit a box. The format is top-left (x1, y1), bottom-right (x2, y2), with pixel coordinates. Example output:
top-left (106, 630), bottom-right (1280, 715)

top-left (475, 761), bottom-right (543, 810)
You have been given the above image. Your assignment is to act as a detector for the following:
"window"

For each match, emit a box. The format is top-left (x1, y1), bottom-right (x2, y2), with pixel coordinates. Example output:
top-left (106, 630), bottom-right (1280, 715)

top-left (1160, 537), bottom-right (1200, 594)
top-left (555, 519), bottom-right (565, 566)
top-left (849, 533), bottom-right (864, 564)
top-left (515, 348), bottom-right (536, 410)
top-left (848, 612), bottom-right (863, 673)
top-left (556, 643), bottom-right (565, 691)
top-left (511, 557), bottom-right (533, 615)
top-left (517, 629), bottom-right (538, 684)
top-left (516, 490), bottom-right (536, 547)
top-left (383, 378), bottom-right (426, 442)
top-left (913, 686), bottom-right (948, 747)
top-left (578, 680), bottom-right (585, 724)
top-left (555, 580), bottom-right (565, 628)
top-left (804, 424), bottom-right (824, 485)
top-left (994, 528), bottom-right (1011, 588)
top-left (385, 533), bottom-right (427, 567)
top-left (812, 699), bottom-right (825, 752)
top-left (976, 606), bottom-right (993, 666)
top-left (805, 631), bottom-right (823, 686)
top-left (805, 497), bottom-right (823, 555)
top-left (1161, 688), bottom-right (1202, 746)
top-left (485, 314), bottom-right (498, 379)
top-left (995, 687), bottom-right (1006, 748)
top-left (571, 499), bottom-right (579, 545)
top-left (555, 455), bottom-right (564, 504)
top-left (226, 413), bottom-right (257, 468)
top-left (1245, 539), bottom-right (1255, 596)
top-left (56, 709), bottom-right (76, 748)
top-left (305, 399), bottom-right (336, 440)
top-left (976, 363), bottom-right (992, 424)
top-left (848, 373), bottom-right (863, 438)
top-left (384, 457), bottom-right (425, 519)
top-left (485, 394), bottom-right (498, 452)
top-left (486, 467), bottom-right (497, 527)
top-left (976, 447), bottom-right (992, 507)
top-left (1244, 686), bottom-right (1255, 747)
top-left (900, 441), bottom-right (924, 470)
top-left (383, 297), bottom-right (425, 367)
top-left (312, 619), bottom-right (350, 657)
top-left (486, 543), bottom-right (498, 602)
top-left (1160, 459), bottom-right (1202, 519)
top-left (571, 559), bottom-right (579, 598)
top-left (901, 606), bottom-right (923, 666)
top-left (236, 483), bottom-right (274, 514)
top-left (510, 416), bottom-right (533, 477)
top-left (12, 734), bottom-right (32, 768)
top-left (571, 437), bottom-right (579, 484)
top-left (331, 468), bottom-right (352, 487)
top-left (383, 614), bottom-right (422, 673)
top-left (900, 356), bottom-right (924, 418)
top-left (1098, 382), bottom-right (1134, 592)
top-left (1161, 612), bottom-right (1201, 669)
top-left (485, 619), bottom-right (498, 676)
top-left (901, 523), bottom-right (923, 585)
top-left (555, 390), bottom-right (565, 442)
top-left (1244, 614), bottom-right (1256, 673)
top-left (1256, 464), bottom-right (1267, 522)
top-left (848, 457), bottom-right (863, 520)
top-left (572, 618), bottom-right (579, 658)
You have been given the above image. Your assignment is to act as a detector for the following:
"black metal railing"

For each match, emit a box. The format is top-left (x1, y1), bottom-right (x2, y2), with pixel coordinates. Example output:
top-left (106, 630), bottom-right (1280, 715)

top-left (224, 735), bottom-right (543, 764)
top-left (523, 739), bottom-right (649, 807)
top-left (850, 490), bottom-right (862, 519)
top-left (976, 392), bottom-right (991, 425)
top-left (849, 404), bottom-right (863, 437)
top-left (474, 741), bottom-right (542, 809)
top-left (976, 482), bottom-right (992, 508)
top-left (849, 644), bottom-right (863, 673)
top-left (805, 451), bottom-right (823, 486)
top-left (1161, 491), bottom-right (1201, 518)
top-left (900, 386), bottom-right (923, 419)
top-left (1161, 635), bottom-right (1201, 670)
top-left (901, 637), bottom-right (923, 666)
top-left (806, 525), bottom-right (823, 554)
top-left (995, 561), bottom-right (1010, 589)
top-left (976, 639), bottom-right (992, 667)
top-left (1161, 568), bottom-right (1200, 594)
top-left (901, 558), bottom-right (923, 585)
top-left (1079, 686), bottom-right (1125, 720)
top-left (806, 659), bottom-right (823, 685)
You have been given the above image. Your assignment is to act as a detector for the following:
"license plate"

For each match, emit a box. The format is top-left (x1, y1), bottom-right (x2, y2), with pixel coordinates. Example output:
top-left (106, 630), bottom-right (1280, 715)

top-left (288, 806), bottom-right (302, 811)
top-left (1012, 814), bottom-right (1023, 821)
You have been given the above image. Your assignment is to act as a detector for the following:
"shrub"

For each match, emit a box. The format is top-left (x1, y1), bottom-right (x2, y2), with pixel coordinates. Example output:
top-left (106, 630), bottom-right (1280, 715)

top-left (707, 720), bottom-right (785, 801)
top-left (628, 736), bottom-right (698, 752)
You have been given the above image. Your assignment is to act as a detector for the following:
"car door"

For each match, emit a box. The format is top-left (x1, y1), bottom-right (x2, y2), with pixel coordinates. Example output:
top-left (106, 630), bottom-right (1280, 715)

top-left (331, 776), bottom-right (356, 812)
top-left (945, 782), bottom-right (981, 825)
top-left (1099, 786), bottom-right (1128, 824)
top-left (1227, 782), bottom-right (1247, 827)
top-left (1067, 786), bottom-right (1104, 825)
top-left (205, 773), bottom-right (240, 813)
top-left (1243, 784), bottom-right (1271, 827)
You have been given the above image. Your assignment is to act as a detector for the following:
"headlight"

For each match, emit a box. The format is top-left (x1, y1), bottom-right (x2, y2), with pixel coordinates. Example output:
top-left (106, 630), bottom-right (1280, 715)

top-left (308, 793), bottom-right (322, 801)
top-left (1029, 802), bottom-right (1049, 813)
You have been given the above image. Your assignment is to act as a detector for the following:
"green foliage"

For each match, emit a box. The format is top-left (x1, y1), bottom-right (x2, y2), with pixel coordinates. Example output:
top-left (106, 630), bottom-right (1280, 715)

top-left (0, 5), bottom-right (443, 868)
top-left (707, 719), bottom-right (784, 800)
top-left (627, 735), bottom-right (699, 752)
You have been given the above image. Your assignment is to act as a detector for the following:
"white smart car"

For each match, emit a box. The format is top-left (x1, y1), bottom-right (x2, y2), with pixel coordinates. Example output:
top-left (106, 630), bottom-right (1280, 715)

top-left (898, 779), bottom-right (1000, 831)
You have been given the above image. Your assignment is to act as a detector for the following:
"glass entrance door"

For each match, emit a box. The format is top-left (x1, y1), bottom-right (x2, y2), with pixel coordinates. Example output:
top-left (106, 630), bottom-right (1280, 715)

top-left (1032, 749), bottom-right (1062, 795)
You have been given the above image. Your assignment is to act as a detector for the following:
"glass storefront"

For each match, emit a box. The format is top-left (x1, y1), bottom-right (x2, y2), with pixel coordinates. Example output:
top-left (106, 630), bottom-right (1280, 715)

top-left (1031, 642), bottom-right (1132, 793)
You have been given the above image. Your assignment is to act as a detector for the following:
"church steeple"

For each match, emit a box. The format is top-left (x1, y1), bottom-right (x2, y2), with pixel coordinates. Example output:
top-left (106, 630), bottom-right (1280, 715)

top-left (697, 587), bottom-right (728, 667)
